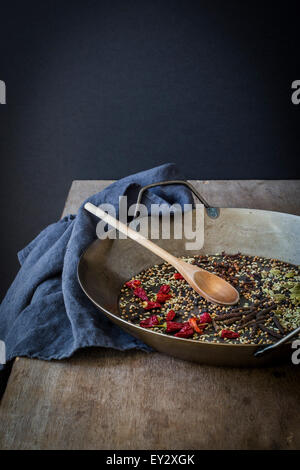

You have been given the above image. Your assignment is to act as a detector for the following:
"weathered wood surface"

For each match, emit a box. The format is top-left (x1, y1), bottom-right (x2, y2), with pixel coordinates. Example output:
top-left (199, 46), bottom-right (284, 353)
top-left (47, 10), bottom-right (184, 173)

top-left (1, 350), bottom-right (300, 450)
top-left (0, 180), bottom-right (300, 450)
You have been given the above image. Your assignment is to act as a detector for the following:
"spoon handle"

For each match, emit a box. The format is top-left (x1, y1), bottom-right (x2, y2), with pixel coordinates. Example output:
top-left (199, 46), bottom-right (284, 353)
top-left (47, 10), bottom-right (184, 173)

top-left (84, 202), bottom-right (180, 268)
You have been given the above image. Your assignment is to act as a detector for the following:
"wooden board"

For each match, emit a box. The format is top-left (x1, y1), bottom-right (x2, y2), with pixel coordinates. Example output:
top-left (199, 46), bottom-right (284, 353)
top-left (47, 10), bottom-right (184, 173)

top-left (0, 180), bottom-right (300, 450)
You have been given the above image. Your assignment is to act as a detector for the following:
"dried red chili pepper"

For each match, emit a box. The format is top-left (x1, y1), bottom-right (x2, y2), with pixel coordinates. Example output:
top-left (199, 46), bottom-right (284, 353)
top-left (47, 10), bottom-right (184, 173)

top-left (166, 309), bottom-right (176, 321)
top-left (174, 324), bottom-right (194, 338)
top-left (155, 293), bottom-right (172, 303)
top-left (166, 321), bottom-right (184, 333)
top-left (140, 315), bottom-right (160, 328)
top-left (158, 284), bottom-right (171, 294)
top-left (188, 317), bottom-right (203, 334)
top-left (125, 279), bottom-right (141, 289)
top-left (133, 287), bottom-right (149, 301)
top-left (199, 312), bottom-right (212, 324)
top-left (173, 272), bottom-right (184, 280)
top-left (174, 322), bottom-right (194, 338)
top-left (221, 329), bottom-right (240, 339)
top-left (142, 301), bottom-right (161, 310)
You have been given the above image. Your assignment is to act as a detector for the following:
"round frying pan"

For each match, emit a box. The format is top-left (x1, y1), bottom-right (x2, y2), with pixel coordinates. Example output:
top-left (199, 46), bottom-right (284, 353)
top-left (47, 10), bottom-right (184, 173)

top-left (78, 181), bottom-right (300, 367)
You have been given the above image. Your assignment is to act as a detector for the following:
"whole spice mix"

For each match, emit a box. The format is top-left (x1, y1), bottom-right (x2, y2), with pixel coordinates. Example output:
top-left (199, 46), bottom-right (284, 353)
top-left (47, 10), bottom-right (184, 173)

top-left (118, 253), bottom-right (300, 345)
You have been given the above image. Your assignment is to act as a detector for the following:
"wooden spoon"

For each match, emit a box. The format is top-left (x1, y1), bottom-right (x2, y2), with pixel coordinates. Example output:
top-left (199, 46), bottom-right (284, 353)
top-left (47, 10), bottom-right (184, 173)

top-left (84, 203), bottom-right (239, 305)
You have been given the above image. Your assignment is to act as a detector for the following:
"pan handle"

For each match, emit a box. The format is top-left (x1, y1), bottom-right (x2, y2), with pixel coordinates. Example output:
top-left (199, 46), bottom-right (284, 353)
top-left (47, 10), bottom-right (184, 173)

top-left (133, 180), bottom-right (219, 219)
top-left (254, 325), bottom-right (300, 358)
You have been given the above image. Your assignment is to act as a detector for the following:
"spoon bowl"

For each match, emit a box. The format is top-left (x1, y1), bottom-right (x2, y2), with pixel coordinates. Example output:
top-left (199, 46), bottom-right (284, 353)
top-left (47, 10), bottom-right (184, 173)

top-left (174, 261), bottom-right (239, 305)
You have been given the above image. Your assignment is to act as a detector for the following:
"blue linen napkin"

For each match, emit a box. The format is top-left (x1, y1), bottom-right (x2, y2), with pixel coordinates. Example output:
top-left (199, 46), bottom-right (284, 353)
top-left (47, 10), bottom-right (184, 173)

top-left (0, 163), bottom-right (193, 367)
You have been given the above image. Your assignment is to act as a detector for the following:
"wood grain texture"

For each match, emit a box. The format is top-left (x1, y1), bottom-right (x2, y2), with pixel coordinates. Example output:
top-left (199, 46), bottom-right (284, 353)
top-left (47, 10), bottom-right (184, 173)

top-left (0, 180), bottom-right (300, 450)
top-left (1, 351), bottom-right (300, 450)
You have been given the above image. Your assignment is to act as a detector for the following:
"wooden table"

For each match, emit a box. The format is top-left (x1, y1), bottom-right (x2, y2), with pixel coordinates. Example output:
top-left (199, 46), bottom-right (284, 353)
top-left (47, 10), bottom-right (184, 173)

top-left (0, 180), bottom-right (300, 450)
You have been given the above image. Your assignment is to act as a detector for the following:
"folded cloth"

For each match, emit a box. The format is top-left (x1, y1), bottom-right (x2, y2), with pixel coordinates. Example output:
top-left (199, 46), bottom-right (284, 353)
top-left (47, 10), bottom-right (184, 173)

top-left (0, 163), bottom-right (193, 367)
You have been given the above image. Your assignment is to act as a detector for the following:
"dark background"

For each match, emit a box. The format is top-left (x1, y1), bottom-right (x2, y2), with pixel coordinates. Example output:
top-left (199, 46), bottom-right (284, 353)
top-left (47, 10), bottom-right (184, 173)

top-left (0, 0), bottom-right (299, 300)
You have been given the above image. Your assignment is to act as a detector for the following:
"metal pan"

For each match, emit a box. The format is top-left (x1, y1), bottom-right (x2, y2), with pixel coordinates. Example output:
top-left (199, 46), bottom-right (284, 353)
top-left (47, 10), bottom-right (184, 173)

top-left (78, 181), bottom-right (300, 367)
